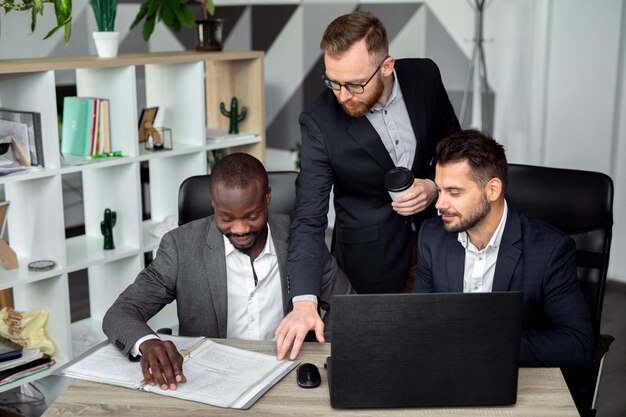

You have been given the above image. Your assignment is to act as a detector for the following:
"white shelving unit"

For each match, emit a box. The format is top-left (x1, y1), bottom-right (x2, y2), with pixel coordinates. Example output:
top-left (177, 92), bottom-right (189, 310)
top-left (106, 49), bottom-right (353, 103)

top-left (0, 51), bottom-right (265, 392)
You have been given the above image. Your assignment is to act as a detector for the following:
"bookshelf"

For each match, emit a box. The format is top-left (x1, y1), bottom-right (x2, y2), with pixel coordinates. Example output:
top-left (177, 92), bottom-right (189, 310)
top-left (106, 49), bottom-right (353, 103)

top-left (0, 51), bottom-right (265, 392)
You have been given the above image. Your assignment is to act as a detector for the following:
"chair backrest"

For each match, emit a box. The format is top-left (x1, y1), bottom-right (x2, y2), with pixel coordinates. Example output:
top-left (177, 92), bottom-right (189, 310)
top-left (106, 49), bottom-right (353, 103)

top-left (178, 171), bottom-right (299, 226)
top-left (504, 163), bottom-right (614, 337)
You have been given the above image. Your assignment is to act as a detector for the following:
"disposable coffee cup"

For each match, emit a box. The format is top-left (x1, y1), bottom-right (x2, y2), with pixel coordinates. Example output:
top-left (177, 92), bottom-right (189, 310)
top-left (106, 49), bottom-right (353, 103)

top-left (384, 167), bottom-right (414, 201)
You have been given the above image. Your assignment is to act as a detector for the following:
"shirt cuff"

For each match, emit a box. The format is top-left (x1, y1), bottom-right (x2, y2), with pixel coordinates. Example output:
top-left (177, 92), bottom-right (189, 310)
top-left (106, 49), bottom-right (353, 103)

top-left (131, 334), bottom-right (161, 357)
top-left (292, 295), bottom-right (318, 306)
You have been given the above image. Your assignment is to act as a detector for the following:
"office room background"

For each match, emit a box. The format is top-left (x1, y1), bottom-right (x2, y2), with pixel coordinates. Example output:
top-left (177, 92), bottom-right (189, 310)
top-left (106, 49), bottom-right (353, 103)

top-left (0, 0), bottom-right (625, 415)
top-left (2, 0), bottom-right (623, 281)
top-left (1, 1), bottom-right (624, 287)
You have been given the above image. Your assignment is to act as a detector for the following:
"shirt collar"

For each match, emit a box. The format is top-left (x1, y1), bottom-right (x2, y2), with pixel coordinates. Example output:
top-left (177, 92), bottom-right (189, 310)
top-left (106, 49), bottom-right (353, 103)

top-left (370, 69), bottom-right (399, 112)
top-left (223, 224), bottom-right (275, 259)
top-left (457, 200), bottom-right (509, 251)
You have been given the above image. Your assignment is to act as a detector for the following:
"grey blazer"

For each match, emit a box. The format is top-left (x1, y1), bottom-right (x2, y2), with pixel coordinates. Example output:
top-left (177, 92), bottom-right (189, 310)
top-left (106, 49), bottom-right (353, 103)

top-left (103, 213), bottom-right (354, 356)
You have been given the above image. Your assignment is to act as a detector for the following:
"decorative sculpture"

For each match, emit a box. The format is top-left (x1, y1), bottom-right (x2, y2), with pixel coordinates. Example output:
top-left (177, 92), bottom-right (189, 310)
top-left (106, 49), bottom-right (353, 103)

top-left (220, 97), bottom-right (247, 134)
top-left (101, 208), bottom-right (117, 250)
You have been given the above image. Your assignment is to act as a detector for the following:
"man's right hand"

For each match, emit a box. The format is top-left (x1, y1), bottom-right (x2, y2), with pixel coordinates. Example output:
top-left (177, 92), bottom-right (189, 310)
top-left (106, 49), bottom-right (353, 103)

top-left (139, 339), bottom-right (186, 390)
top-left (275, 300), bottom-right (324, 360)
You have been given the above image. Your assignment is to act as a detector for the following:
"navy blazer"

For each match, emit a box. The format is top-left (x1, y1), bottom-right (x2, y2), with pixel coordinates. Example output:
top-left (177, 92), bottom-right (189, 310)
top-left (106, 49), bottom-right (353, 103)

top-left (289, 58), bottom-right (460, 296)
top-left (414, 205), bottom-right (594, 369)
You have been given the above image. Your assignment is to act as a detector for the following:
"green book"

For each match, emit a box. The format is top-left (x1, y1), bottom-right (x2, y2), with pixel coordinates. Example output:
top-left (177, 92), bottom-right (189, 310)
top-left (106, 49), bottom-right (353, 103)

top-left (61, 97), bottom-right (90, 156)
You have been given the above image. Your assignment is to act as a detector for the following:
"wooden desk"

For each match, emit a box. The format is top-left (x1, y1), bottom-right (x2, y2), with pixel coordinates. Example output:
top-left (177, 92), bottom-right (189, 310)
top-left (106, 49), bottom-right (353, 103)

top-left (43, 339), bottom-right (578, 416)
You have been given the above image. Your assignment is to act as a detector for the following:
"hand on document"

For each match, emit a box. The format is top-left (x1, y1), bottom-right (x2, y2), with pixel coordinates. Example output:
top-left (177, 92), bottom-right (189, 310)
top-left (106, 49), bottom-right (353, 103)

top-left (139, 339), bottom-right (187, 390)
top-left (275, 300), bottom-right (324, 361)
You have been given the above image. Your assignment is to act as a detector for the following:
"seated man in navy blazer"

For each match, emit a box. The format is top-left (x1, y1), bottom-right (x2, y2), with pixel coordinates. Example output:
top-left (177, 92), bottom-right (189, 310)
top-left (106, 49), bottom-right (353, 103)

top-left (103, 153), bottom-right (353, 391)
top-left (414, 130), bottom-right (593, 368)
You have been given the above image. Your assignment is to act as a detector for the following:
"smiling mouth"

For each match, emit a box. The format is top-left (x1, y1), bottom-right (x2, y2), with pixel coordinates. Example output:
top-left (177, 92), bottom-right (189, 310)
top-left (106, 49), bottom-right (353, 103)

top-left (228, 233), bottom-right (256, 248)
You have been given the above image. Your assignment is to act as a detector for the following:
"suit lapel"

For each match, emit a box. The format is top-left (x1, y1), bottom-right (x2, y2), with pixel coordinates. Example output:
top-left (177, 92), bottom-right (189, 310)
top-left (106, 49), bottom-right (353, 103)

top-left (493, 207), bottom-right (522, 291)
top-left (346, 116), bottom-right (395, 173)
top-left (204, 219), bottom-right (228, 338)
top-left (395, 68), bottom-right (427, 173)
top-left (268, 215), bottom-right (290, 315)
top-left (446, 238), bottom-right (465, 292)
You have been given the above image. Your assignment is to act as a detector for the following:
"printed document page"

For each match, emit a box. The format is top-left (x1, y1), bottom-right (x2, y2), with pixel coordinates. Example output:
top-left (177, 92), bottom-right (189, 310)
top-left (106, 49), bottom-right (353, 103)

top-left (145, 340), bottom-right (298, 409)
top-left (62, 335), bottom-right (204, 389)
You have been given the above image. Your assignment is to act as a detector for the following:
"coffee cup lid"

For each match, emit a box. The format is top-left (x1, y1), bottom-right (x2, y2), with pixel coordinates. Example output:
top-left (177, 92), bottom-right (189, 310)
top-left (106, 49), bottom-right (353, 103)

top-left (384, 167), bottom-right (414, 192)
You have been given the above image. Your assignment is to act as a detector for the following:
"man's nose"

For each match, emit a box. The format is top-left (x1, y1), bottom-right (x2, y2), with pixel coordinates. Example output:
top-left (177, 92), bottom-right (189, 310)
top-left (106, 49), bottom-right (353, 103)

top-left (338, 86), bottom-right (354, 102)
top-left (435, 195), bottom-right (447, 211)
top-left (230, 220), bottom-right (250, 235)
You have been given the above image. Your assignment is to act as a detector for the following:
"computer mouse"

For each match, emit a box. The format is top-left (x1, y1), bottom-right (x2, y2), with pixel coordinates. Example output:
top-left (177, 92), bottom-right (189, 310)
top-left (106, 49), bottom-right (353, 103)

top-left (297, 362), bottom-right (321, 388)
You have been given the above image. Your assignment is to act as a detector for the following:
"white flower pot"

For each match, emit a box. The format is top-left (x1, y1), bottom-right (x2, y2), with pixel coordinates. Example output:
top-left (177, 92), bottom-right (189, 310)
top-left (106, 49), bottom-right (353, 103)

top-left (93, 31), bottom-right (120, 58)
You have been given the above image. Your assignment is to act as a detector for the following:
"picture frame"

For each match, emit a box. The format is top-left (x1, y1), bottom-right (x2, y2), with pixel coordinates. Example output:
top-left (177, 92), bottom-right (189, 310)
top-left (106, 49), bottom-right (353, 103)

top-left (0, 201), bottom-right (9, 239)
top-left (138, 107), bottom-right (159, 142)
top-left (0, 108), bottom-right (43, 167)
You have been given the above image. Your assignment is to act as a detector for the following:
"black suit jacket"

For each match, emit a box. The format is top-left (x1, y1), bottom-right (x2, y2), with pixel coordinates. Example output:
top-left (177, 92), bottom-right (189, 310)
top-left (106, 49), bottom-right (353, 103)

top-left (414, 205), bottom-right (594, 369)
top-left (288, 58), bottom-right (460, 295)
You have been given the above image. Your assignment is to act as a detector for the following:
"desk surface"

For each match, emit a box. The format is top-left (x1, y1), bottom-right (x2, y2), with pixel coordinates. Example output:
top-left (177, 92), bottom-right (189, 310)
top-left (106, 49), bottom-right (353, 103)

top-left (43, 339), bottom-right (578, 417)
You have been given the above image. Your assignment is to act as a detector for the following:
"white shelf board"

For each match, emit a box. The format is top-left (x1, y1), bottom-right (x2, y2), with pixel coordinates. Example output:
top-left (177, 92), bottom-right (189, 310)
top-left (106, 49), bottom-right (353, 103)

top-left (0, 258), bottom-right (64, 291)
top-left (65, 235), bottom-right (140, 273)
top-left (137, 141), bottom-right (206, 161)
top-left (59, 155), bottom-right (136, 175)
top-left (206, 134), bottom-right (261, 150)
top-left (0, 166), bottom-right (57, 185)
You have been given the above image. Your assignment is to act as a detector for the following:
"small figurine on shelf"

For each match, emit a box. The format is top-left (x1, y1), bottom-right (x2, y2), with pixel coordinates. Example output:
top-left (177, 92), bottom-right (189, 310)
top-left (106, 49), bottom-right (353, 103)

top-left (101, 208), bottom-right (117, 250)
top-left (220, 97), bottom-right (247, 134)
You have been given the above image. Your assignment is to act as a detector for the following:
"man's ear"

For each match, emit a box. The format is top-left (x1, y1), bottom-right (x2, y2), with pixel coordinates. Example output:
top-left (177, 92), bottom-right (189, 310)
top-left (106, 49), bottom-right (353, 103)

top-left (266, 186), bottom-right (272, 208)
top-left (485, 178), bottom-right (503, 202)
top-left (381, 56), bottom-right (395, 77)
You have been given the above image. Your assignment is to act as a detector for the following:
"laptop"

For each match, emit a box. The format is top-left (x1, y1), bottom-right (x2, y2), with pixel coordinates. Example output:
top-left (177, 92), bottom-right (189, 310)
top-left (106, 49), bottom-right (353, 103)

top-left (327, 292), bottom-right (522, 408)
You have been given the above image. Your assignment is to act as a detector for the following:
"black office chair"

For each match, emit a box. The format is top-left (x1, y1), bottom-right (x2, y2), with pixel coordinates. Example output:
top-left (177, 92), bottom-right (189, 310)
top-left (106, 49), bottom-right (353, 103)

top-left (178, 171), bottom-right (299, 226)
top-left (505, 163), bottom-right (614, 417)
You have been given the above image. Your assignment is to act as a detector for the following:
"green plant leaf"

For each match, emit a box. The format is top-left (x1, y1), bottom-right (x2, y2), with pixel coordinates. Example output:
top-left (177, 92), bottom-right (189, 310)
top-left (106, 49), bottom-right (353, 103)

top-left (43, 15), bottom-right (70, 40)
top-left (63, 16), bottom-right (71, 45)
top-left (30, 7), bottom-right (37, 32)
top-left (146, 0), bottom-right (158, 16)
top-left (174, 3), bottom-right (194, 28)
top-left (171, 15), bottom-right (180, 32)
top-left (142, 11), bottom-right (157, 41)
top-left (205, 0), bottom-right (214, 16)
top-left (130, 1), bottom-right (149, 30)
top-left (160, 0), bottom-right (175, 27)
top-left (33, 0), bottom-right (44, 15)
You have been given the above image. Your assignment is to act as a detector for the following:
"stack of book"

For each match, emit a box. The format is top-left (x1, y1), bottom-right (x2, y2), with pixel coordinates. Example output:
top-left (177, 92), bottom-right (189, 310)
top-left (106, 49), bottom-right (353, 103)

top-left (0, 336), bottom-right (53, 386)
top-left (61, 97), bottom-right (111, 158)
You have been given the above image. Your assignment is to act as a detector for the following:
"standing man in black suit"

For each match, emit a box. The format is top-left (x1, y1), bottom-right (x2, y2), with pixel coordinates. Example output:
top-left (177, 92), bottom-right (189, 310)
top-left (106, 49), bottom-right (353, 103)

top-left (276, 10), bottom-right (460, 360)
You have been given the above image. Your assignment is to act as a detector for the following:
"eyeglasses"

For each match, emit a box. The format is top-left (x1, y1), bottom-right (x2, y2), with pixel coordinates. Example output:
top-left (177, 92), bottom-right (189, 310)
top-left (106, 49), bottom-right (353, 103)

top-left (322, 58), bottom-right (387, 94)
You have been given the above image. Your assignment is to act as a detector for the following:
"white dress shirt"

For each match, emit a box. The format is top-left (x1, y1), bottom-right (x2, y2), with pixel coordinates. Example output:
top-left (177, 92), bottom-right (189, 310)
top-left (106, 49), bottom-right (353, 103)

top-left (131, 225), bottom-right (283, 356)
top-left (458, 201), bottom-right (508, 293)
top-left (224, 225), bottom-right (283, 340)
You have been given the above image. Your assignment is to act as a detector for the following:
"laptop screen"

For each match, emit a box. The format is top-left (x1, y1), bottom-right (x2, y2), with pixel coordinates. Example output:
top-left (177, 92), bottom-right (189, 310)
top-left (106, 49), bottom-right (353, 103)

top-left (328, 292), bottom-right (522, 408)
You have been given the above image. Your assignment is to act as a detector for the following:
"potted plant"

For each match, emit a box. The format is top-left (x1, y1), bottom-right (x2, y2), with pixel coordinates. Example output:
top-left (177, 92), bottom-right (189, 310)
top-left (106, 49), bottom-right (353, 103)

top-left (91, 0), bottom-right (118, 58)
top-left (131, 0), bottom-right (222, 51)
top-left (195, 0), bottom-right (223, 52)
top-left (0, 0), bottom-right (72, 46)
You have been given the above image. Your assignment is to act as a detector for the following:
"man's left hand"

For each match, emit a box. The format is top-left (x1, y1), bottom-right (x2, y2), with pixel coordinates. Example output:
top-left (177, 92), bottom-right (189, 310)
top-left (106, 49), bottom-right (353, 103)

top-left (275, 301), bottom-right (323, 361)
top-left (391, 179), bottom-right (437, 216)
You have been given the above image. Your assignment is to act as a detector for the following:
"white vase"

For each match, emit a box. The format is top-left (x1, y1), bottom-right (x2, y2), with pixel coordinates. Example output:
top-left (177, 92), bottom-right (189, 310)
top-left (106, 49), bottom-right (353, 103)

top-left (93, 31), bottom-right (120, 58)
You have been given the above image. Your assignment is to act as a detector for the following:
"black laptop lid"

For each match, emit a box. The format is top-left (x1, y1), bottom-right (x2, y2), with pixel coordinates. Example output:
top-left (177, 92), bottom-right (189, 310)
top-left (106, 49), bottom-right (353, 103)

top-left (328, 292), bottom-right (522, 409)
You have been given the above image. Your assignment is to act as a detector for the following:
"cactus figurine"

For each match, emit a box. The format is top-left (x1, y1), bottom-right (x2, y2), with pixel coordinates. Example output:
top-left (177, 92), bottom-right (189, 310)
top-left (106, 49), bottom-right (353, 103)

top-left (220, 97), bottom-right (247, 134)
top-left (101, 208), bottom-right (117, 250)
